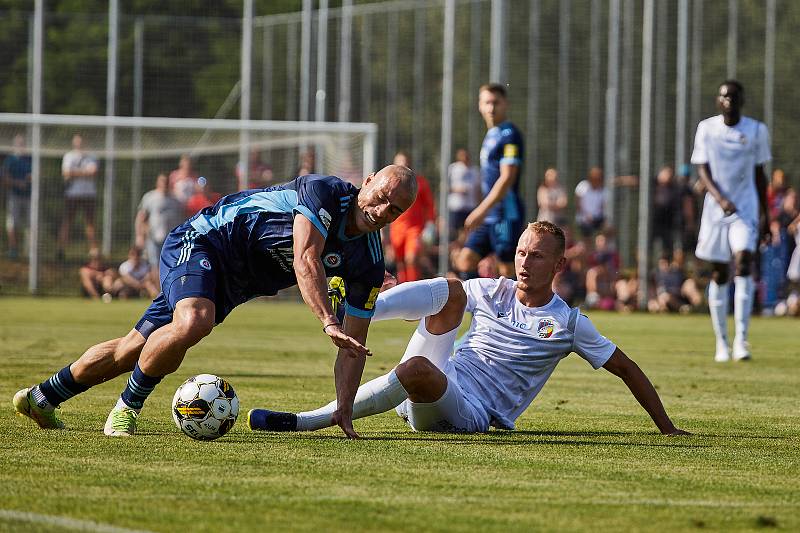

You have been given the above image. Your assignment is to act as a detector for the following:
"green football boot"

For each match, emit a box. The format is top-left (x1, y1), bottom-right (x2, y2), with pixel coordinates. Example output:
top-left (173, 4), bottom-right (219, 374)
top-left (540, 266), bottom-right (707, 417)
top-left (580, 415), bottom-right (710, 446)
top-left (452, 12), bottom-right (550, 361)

top-left (103, 405), bottom-right (138, 437)
top-left (12, 388), bottom-right (65, 429)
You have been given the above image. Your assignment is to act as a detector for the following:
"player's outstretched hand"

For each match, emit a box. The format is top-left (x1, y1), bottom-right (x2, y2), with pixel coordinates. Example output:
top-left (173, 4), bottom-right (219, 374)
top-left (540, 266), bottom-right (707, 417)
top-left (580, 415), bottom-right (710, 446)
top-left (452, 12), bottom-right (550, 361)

top-left (325, 324), bottom-right (372, 358)
top-left (331, 408), bottom-right (359, 439)
top-left (463, 210), bottom-right (486, 233)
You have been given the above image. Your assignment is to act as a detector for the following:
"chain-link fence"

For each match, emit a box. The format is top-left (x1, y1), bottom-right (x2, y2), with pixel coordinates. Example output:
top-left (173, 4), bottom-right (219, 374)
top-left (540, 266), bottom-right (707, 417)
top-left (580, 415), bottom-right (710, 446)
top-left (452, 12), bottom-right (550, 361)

top-left (1, 0), bottom-right (797, 301)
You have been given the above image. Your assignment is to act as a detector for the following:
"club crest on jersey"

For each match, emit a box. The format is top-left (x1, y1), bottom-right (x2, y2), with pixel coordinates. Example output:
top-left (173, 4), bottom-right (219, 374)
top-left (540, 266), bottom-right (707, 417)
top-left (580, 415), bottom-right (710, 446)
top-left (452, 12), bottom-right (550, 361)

top-left (323, 252), bottom-right (342, 268)
top-left (319, 208), bottom-right (332, 230)
top-left (537, 318), bottom-right (555, 339)
top-left (199, 258), bottom-right (212, 270)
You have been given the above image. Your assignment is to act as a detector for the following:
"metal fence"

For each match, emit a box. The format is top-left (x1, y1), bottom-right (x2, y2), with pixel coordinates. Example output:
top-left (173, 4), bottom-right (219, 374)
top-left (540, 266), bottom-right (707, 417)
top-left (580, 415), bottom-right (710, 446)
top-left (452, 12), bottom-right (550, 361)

top-left (0, 0), bottom-right (795, 301)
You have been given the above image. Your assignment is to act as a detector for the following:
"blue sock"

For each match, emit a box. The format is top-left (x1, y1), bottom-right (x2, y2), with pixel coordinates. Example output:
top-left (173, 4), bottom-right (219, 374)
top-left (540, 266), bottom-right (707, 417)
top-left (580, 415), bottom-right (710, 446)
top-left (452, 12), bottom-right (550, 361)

top-left (35, 366), bottom-right (89, 408)
top-left (120, 363), bottom-right (163, 410)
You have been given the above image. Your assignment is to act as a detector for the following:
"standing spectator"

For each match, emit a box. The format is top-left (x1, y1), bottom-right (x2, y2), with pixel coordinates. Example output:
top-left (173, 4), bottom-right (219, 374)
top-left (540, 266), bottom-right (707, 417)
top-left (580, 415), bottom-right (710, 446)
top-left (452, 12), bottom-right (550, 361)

top-left (58, 133), bottom-right (99, 259)
top-left (185, 176), bottom-right (222, 217)
top-left (111, 247), bottom-right (158, 299)
top-left (446, 148), bottom-right (479, 241)
top-left (79, 249), bottom-right (116, 300)
top-left (168, 154), bottom-right (199, 205)
top-left (767, 168), bottom-right (788, 220)
top-left (135, 173), bottom-right (185, 271)
top-left (456, 83), bottom-right (525, 280)
top-left (297, 149), bottom-right (316, 176)
top-left (651, 165), bottom-right (680, 258)
top-left (574, 166), bottom-right (606, 238)
top-left (537, 167), bottom-right (568, 225)
top-left (692, 80), bottom-right (770, 362)
top-left (389, 151), bottom-right (435, 282)
top-left (237, 149), bottom-right (274, 189)
top-left (2, 133), bottom-right (31, 259)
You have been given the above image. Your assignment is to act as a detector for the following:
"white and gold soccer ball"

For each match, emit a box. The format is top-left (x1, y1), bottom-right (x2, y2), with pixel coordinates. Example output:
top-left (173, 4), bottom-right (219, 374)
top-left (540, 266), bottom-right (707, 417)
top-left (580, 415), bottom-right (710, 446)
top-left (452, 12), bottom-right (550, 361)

top-left (172, 374), bottom-right (239, 441)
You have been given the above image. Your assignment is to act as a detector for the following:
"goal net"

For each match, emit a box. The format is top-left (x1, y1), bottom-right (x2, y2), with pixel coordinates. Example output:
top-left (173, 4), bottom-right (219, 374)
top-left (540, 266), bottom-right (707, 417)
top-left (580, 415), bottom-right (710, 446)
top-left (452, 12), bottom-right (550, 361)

top-left (0, 113), bottom-right (377, 295)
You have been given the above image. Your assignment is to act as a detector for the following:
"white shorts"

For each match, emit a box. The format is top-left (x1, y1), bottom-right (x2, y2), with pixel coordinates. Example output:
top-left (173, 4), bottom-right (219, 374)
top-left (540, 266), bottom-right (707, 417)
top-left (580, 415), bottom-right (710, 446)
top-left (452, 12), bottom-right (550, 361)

top-left (395, 362), bottom-right (490, 433)
top-left (695, 213), bottom-right (757, 263)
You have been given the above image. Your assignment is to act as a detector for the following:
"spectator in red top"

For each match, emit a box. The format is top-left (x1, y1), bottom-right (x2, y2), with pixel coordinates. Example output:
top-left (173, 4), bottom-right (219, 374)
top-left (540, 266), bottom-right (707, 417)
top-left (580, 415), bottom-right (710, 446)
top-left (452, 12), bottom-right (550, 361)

top-left (237, 149), bottom-right (274, 189)
top-left (767, 168), bottom-right (788, 220)
top-left (388, 151), bottom-right (436, 282)
top-left (169, 154), bottom-right (199, 204)
top-left (185, 176), bottom-right (222, 217)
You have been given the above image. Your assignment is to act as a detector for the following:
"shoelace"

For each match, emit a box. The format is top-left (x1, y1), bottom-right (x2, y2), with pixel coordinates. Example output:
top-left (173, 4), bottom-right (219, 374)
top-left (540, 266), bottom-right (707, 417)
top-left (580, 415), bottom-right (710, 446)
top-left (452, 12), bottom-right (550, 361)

top-left (111, 410), bottom-right (137, 430)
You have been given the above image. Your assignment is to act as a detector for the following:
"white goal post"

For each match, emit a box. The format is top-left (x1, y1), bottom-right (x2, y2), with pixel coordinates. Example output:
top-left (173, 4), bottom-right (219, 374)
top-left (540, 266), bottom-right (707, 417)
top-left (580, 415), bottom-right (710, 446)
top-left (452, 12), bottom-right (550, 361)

top-left (0, 113), bottom-right (377, 294)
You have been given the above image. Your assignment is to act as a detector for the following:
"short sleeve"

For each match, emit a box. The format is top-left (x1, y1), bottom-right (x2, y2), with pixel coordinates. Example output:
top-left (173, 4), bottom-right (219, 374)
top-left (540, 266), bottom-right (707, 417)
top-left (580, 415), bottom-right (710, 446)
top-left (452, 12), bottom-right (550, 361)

top-left (293, 177), bottom-right (343, 240)
top-left (573, 313), bottom-right (617, 369)
top-left (574, 180), bottom-right (589, 198)
top-left (499, 128), bottom-right (523, 167)
top-left (690, 121), bottom-right (707, 164)
top-left (61, 153), bottom-right (71, 174)
top-left (463, 278), bottom-right (497, 313)
top-left (756, 122), bottom-right (771, 165)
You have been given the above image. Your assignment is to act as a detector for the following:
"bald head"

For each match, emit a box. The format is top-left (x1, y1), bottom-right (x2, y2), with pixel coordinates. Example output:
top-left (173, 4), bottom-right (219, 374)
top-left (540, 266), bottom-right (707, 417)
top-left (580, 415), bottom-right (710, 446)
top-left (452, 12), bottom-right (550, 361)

top-left (351, 164), bottom-right (417, 234)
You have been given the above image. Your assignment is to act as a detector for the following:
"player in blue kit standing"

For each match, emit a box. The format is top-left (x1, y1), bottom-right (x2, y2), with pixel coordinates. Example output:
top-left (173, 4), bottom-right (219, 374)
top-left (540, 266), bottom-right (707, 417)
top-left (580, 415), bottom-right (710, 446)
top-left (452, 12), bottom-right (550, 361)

top-left (456, 83), bottom-right (525, 280)
top-left (13, 165), bottom-right (417, 438)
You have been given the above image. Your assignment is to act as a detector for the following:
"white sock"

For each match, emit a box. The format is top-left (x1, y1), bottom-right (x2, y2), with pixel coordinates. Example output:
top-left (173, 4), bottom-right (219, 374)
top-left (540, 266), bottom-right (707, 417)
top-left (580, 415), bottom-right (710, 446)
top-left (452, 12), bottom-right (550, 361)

top-left (398, 318), bottom-right (459, 370)
top-left (708, 281), bottom-right (729, 345)
top-left (115, 396), bottom-right (141, 414)
top-left (371, 277), bottom-right (450, 322)
top-left (296, 370), bottom-right (408, 431)
top-left (733, 275), bottom-right (753, 342)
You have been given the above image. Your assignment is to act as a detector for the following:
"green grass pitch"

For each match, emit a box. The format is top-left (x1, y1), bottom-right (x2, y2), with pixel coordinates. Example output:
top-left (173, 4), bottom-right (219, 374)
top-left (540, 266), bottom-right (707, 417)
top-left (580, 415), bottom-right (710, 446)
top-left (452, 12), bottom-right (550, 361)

top-left (1, 297), bottom-right (798, 532)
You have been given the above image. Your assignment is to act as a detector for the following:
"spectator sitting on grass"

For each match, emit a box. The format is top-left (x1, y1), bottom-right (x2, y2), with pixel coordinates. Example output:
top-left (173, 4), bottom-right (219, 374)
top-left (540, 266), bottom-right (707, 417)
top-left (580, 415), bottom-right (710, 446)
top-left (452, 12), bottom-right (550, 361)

top-left (79, 249), bottom-right (116, 300)
top-left (111, 247), bottom-right (158, 299)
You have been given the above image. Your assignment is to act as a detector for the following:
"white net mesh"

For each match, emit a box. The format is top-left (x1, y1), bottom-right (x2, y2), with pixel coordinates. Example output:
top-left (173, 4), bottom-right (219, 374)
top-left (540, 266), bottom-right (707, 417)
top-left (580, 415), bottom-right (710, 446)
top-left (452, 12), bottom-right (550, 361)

top-left (0, 113), bottom-right (375, 295)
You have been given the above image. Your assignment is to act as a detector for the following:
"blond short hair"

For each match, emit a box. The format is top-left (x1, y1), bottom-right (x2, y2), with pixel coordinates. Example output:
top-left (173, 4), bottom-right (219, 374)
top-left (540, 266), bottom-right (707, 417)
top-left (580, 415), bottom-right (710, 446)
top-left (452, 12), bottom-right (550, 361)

top-left (526, 221), bottom-right (566, 254)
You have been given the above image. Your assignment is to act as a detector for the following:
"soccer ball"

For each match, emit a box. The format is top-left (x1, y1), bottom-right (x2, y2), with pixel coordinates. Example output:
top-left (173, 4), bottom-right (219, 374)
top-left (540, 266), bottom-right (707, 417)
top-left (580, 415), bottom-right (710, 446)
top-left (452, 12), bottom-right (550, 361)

top-left (172, 374), bottom-right (239, 441)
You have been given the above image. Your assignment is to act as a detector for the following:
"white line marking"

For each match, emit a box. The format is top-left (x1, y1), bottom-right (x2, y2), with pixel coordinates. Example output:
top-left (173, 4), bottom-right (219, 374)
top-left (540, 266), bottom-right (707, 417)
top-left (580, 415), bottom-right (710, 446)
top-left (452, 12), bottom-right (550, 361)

top-left (0, 510), bottom-right (154, 533)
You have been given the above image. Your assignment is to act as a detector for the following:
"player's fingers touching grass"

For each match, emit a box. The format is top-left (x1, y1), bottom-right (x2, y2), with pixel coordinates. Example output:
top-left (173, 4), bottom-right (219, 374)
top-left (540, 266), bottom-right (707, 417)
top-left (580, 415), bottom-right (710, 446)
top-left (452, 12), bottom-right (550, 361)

top-left (327, 326), bottom-right (372, 357)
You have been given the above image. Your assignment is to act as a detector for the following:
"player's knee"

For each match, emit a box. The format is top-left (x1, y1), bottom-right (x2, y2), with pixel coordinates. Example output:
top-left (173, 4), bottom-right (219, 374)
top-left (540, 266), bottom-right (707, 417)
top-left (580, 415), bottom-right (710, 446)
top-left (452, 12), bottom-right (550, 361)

top-left (395, 356), bottom-right (439, 389)
top-left (173, 307), bottom-right (214, 342)
top-left (735, 252), bottom-right (752, 277)
top-left (440, 279), bottom-right (467, 318)
top-left (711, 264), bottom-right (729, 285)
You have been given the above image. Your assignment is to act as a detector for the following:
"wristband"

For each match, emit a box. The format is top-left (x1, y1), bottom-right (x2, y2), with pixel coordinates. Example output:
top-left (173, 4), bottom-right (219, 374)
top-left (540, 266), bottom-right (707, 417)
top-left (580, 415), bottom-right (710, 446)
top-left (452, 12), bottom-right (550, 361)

top-left (322, 321), bottom-right (340, 333)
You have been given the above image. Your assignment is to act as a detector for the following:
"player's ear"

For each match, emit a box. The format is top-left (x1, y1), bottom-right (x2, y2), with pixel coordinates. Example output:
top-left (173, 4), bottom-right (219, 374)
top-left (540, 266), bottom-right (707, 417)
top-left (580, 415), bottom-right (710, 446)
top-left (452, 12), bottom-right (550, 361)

top-left (362, 172), bottom-right (376, 187)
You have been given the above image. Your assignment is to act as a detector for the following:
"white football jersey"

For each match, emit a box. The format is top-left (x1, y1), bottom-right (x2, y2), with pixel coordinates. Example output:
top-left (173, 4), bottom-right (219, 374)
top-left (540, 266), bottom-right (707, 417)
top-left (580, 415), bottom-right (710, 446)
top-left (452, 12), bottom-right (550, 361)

top-left (453, 278), bottom-right (616, 429)
top-left (691, 115), bottom-right (771, 224)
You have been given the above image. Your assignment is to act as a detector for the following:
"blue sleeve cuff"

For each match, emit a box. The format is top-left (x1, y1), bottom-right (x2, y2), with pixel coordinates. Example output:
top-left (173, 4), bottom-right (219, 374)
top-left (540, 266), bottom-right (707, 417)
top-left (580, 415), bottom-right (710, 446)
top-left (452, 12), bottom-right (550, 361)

top-left (499, 157), bottom-right (521, 166)
top-left (345, 302), bottom-right (375, 319)
top-left (293, 205), bottom-right (328, 240)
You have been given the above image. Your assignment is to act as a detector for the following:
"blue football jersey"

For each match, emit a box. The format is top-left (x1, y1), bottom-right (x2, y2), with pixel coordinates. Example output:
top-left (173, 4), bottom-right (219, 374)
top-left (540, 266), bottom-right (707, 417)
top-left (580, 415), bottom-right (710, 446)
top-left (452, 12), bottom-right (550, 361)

top-left (479, 121), bottom-right (524, 223)
top-left (178, 174), bottom-right (384, 318)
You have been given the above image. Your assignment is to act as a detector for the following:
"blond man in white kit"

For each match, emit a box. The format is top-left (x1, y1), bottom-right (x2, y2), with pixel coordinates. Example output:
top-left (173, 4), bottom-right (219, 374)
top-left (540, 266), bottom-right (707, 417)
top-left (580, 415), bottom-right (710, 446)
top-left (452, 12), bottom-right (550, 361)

top-left (249, 221), bottom-right (688, 437)
top-left (692, 81), bottom-right (771, 362)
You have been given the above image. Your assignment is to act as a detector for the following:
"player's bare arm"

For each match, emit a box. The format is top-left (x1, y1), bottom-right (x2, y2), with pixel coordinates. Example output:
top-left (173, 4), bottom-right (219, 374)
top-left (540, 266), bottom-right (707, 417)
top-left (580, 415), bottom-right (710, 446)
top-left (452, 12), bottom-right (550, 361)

top-left (464, 164), bottom-right (519, 232)
top-left (602, 348), bottom-right (689, 436)
top-left (331, 314), bottom-right (371, 439)
top-left (292, 214), bottom-right (371, 358)
top-left (697, 163), bottom-right (736, 215)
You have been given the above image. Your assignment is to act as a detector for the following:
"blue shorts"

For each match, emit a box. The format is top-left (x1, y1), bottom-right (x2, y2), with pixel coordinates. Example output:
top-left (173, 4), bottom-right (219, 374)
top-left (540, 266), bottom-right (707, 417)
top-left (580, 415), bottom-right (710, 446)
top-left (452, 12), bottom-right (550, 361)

top-left (135, 229), bottom-right (224, 339)
top-left (463, 219), bottom-right (523, 263)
